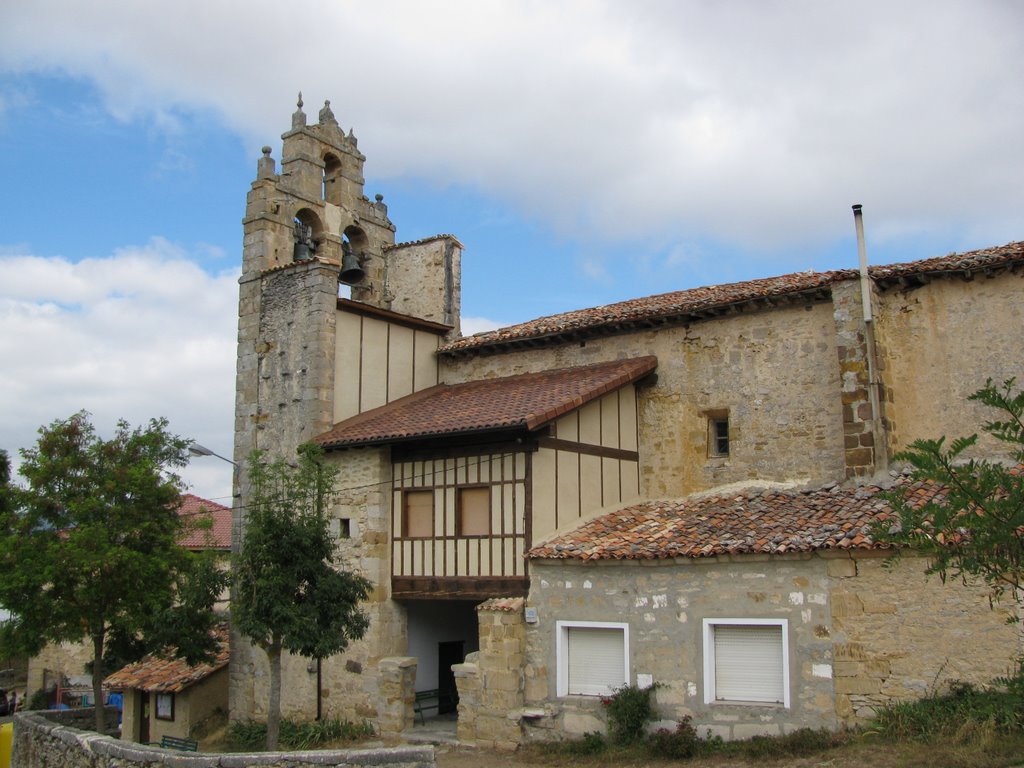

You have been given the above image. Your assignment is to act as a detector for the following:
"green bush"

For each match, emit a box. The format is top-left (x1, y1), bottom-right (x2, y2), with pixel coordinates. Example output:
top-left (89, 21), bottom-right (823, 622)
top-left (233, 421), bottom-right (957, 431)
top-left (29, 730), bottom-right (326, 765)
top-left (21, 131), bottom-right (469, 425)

top-left (646, 716), bottom-right (699, 759)
top-left (227, 717), bottom-right (374, 751)
top-left (603, 682), bottom-right (660, 744)
top-left (871, 669), bottom-right (1024, 741)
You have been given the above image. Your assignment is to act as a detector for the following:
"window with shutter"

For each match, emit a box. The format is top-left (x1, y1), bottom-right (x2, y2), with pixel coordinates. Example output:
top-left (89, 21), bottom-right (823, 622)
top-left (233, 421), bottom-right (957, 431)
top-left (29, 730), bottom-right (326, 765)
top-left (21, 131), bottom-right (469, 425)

top-left (458, 486), bottom-right (491, 537)
top-left (403, 489), bottom-right (433, 538)
top-left (556, 621), bottom-right (629, 697)
top-left (702, 619), bottom-right (789, 707)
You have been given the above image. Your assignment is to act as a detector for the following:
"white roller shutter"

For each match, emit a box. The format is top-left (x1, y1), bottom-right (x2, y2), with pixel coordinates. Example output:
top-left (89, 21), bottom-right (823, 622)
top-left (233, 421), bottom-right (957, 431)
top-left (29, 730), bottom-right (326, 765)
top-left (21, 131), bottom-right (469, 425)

top-left (567, 627), bottom-right (625, 696)
top-left (713, 624), bottom-right (785, 703)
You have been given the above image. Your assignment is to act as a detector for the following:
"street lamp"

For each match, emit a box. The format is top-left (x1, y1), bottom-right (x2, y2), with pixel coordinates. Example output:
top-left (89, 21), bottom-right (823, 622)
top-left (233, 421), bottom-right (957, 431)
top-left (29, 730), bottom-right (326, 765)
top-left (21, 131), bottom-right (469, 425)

top-left (187, 442), bottom-right (237, 467)
top-left (188, 442), bottom-right (239, 498)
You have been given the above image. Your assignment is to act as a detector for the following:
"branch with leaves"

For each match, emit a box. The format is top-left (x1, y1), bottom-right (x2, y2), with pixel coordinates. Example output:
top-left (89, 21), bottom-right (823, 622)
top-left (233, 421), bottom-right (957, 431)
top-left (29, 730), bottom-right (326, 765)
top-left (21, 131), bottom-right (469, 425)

top-left (877, 379), bottom-right (1024, 603)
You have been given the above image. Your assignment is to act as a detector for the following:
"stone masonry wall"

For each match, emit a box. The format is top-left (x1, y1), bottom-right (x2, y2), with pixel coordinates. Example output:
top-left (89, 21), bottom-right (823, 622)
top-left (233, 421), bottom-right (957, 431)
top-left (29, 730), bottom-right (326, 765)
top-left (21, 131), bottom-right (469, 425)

top-left (25, 641), bottom-right (93, 700)
top-left (829, 551), bottom-right (1022, 723)
top-left (524, 555), bottom-right (837, 742)
top-left (519, 552), bottom-right (1022, 742)
top-left (12, 710), bottom-right (434, 768)
top-left (442, 299), bottom-right (846, 499)
top-left (874, 270), bottom-right (1024, 458)
top-left (455, 599), bottom-right (526, 750)
top-left (831, 280), bottom-right (887, 478)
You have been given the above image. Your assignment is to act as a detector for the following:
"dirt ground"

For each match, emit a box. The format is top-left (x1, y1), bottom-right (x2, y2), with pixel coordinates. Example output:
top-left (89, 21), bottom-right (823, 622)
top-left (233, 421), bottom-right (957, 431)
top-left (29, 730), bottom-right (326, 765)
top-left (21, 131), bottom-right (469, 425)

top-left (434, 741), bottom-right (907, 768)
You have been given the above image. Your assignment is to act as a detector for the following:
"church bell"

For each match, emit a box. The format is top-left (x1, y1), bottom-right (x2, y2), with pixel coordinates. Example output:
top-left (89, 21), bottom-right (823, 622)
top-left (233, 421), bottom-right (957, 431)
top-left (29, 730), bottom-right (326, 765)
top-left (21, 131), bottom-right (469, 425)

top-left (339, 242), bottom-right (365, 284)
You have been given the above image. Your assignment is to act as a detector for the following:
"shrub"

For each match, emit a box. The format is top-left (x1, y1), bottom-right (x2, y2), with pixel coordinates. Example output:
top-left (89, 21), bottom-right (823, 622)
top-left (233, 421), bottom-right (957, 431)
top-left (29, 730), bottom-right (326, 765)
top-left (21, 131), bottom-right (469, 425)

top-left (603, 682), bottom-right (661, 744)
top-left (647, 716), bottom-right (700, 759)
top-left (227, 717), bottom-right (374, 750)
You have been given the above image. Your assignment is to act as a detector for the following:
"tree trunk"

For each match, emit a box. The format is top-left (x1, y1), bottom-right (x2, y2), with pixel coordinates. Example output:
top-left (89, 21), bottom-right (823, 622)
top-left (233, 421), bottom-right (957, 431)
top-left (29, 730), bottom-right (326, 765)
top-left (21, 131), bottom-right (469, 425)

top-left (91, 631), bottom-right (106, 735)
top-left (266, 639), bottom-right (282, 750)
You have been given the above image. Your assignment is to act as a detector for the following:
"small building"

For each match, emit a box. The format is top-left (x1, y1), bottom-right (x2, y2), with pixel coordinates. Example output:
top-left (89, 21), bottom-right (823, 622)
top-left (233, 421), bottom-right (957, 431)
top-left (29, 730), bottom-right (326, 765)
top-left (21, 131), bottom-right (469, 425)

top-left (104, 625), bottom-right (229, 745)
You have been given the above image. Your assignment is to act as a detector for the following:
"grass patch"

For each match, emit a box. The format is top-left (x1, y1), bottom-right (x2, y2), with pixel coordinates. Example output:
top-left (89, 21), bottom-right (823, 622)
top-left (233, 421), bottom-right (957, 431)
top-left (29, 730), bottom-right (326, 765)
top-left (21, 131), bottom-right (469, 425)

top-left (225, 717), bottom-right (375, 751)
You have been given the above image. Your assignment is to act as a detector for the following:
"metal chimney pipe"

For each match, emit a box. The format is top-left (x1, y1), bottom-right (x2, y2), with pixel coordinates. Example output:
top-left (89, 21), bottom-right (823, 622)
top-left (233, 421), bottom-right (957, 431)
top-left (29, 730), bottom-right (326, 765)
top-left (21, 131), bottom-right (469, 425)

top-left (852, 204), bottom-right (872, 323)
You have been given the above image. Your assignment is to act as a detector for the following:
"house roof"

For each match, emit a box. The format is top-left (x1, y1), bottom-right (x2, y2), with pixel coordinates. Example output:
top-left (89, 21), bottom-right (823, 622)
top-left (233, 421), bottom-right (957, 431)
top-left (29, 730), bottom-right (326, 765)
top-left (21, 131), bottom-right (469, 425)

top-left (527, 476), bottom-right (948, 561)
top-left (104, 625), bottom-right (229, 694)
top-left (178, 494), bottom-right (231, 550)
top-left (440, 241), bottom-right (1024, 357)
top-left (314, 356), bottom-right (658, 449)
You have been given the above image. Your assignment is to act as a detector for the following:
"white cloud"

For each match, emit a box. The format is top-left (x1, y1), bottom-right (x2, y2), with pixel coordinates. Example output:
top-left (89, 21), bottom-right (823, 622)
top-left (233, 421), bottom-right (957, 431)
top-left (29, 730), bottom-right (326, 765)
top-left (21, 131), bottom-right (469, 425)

top-left (0, 0), bottom-right (1019, 260)
top-left (460, 316), bottom-right (505, 337)
top-left (0, 241), bottom-right (238, 502)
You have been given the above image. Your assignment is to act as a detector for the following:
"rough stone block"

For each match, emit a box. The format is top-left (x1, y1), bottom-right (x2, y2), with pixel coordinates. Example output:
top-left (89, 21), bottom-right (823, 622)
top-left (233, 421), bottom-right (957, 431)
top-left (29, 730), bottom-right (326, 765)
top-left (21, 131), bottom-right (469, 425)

top-left (834, 676), bottom-right (881, 694)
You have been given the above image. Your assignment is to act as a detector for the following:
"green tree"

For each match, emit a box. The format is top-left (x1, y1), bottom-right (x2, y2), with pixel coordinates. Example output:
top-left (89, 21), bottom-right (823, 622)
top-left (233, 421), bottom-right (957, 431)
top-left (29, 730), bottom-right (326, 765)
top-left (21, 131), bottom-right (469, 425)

top-left (878, 378), bottom-right (1024, 603)
top-left (234, 444), bottom-right (372, 750)
top-left (0, 412), bottom-right (228, 733)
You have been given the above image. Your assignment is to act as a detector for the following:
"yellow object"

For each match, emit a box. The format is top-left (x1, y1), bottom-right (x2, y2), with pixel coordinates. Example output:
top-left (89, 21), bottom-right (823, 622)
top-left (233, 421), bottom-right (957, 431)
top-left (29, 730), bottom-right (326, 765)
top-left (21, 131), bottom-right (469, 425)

top-left (0, 721), bottom-right (12, 768)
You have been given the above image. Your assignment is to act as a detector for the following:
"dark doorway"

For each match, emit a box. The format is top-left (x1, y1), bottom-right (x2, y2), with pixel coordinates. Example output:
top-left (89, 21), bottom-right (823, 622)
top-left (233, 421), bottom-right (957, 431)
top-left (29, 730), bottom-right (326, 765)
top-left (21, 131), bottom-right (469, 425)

top-left (139, 692), bottom-right (150, 743)
top-left (437, 640), bottom-right (464, 714)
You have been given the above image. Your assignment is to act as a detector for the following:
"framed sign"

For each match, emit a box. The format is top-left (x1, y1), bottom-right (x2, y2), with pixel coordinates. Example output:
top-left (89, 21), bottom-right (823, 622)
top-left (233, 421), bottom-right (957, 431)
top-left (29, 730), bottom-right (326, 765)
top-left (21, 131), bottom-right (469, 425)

top-left (155, 693), bottom-right (175, 721)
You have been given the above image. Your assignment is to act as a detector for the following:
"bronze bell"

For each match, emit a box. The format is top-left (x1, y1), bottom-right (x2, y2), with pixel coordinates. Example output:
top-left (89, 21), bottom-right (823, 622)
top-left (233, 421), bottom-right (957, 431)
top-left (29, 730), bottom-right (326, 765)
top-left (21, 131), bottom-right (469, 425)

top-left (293, 242), bottom-right (313, 261)
top-left (339, 242), bottom-right (365, 284)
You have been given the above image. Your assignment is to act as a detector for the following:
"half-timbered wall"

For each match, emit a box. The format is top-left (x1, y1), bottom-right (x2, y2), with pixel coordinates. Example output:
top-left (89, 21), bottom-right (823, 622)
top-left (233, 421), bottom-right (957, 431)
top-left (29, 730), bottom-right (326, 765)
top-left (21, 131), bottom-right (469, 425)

top-left (532, 387), bottom-right (640, 541)
top-left (392, 452), bottom-right (528, 580)
top-left (334, 307), bottom-right (442, 422)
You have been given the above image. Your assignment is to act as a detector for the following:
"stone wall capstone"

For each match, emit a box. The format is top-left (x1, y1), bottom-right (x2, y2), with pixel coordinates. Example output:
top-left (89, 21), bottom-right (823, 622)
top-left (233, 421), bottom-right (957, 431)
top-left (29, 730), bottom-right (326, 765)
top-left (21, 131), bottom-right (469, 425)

top-left (12, 709), bottom-right (435, 768)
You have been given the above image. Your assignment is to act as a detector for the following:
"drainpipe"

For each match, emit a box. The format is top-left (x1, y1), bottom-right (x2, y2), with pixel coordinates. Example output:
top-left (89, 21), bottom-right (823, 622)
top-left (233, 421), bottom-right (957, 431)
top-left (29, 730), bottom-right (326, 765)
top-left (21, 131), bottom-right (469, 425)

top-left (852, 205), bottom-right (888, 471)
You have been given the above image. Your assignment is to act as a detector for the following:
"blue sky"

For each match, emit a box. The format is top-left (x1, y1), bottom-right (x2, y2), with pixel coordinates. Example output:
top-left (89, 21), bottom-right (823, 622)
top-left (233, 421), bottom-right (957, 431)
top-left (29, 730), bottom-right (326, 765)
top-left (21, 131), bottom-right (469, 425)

top-left (1, 1), bottom-right (1021, 501)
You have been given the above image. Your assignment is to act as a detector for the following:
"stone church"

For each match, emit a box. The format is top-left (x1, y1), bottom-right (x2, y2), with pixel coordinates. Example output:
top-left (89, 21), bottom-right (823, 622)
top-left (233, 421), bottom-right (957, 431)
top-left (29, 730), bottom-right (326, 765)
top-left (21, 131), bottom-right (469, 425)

top-left (230, 98), bottom-right (1023, 747)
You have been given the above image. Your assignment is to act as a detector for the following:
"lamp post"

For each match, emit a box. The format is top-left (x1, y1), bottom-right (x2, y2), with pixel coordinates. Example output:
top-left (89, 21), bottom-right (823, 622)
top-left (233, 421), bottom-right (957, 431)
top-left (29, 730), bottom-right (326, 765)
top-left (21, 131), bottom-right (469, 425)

top-left (188, 442), bottom-right (239, 497)
top-left (187, 442), bottom-right (237, 467)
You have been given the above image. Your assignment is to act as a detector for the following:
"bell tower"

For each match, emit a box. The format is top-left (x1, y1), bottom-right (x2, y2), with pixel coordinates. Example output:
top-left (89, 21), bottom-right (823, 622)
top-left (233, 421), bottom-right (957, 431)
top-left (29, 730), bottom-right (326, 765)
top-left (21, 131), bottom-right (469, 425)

top-left (231, 96), bottom-right (466, 725)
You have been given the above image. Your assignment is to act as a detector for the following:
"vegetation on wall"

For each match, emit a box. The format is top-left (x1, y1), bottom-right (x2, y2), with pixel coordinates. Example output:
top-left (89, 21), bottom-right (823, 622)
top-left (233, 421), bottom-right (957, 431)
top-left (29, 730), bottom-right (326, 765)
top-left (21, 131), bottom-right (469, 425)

top-left (877, 378), bottom-right (1024, 603)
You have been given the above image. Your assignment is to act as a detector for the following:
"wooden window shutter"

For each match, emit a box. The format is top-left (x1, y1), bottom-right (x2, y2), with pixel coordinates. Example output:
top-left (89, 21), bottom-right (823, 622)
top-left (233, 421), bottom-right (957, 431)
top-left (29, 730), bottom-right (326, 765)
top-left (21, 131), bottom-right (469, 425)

top-left (458, 487), bottom-right (490, 536)
top-left (403, 490), bottom-right (433, 538)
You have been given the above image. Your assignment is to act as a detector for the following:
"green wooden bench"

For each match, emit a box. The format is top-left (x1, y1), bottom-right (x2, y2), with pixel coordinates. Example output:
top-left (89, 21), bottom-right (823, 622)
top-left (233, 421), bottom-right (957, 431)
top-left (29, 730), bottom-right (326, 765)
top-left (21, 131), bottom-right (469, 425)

top-left (413, 689), bottom-right (454, 724)
top-left (148, 735), bottom-right (199, 752)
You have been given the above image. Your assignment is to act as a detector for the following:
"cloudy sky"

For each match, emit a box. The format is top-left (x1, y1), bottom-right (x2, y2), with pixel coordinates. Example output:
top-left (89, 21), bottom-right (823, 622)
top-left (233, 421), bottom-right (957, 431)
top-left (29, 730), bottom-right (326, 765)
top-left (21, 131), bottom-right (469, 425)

top-left (1, 1), bottom-right (1021, 501)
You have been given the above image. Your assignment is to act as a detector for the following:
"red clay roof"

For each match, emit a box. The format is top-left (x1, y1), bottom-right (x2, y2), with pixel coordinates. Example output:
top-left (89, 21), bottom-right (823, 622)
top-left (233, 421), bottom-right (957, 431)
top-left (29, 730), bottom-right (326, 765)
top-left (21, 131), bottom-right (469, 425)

top-left (104, 625), bottom-right (229, 693)
top-left (528, 477), bottom-right (948, 561)
top-left (178, 494), bottom-right (231, 550)
top-left (441, 241), bottom-right (1023, 356)
top-left (314, 356), bottom-right (658, 449)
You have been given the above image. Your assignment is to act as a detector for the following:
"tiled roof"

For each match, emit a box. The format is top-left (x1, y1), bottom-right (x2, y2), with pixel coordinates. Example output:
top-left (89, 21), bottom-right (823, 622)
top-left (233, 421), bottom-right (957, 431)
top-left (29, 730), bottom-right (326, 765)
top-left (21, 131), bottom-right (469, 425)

top-left (314, 356), bottom-right (658, 449)
top-left (178, 494), bottom-right (231, 550)
top-left (527, 476), bottom-right (948, 561)
top-left (441, 241), bottom-right (1023, 356)
top-left (104, 625), bottom-right (229, 693)
top-left (478, 597), bottom-right (525, 613)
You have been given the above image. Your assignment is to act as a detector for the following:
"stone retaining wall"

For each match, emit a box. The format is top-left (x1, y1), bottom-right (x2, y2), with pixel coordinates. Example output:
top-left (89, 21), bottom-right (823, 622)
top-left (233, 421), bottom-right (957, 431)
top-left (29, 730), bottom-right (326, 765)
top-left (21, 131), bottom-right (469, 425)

top-left (12, 710), bottom-right (435, 768)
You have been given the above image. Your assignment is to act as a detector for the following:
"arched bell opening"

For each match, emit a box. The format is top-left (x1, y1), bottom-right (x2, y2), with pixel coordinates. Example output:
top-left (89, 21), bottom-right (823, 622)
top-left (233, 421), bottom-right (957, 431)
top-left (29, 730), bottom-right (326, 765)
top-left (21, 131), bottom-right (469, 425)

top-left (322, 153), bottom-right (343, 205)
top-left (293, 208), bottom-right (324, 262)
top-left (339, 225), bottom-right (368, 285)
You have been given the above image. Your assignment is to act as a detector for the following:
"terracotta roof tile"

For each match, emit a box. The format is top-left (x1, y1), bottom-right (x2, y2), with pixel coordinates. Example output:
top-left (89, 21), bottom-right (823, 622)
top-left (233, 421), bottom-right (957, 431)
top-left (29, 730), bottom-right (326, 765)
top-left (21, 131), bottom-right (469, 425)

top-left (528, 477), bottom-right (948, 561)
top-left (478, 597), bottom-right (525, 613)
top-left (104, 625), bottom-right (229, 693)
top-left (178, 494), bottom-right (231, 550)
top-left (314, 356), bottom-right (657, 449)
top-left (441, 241), bottom-right (1023, 356)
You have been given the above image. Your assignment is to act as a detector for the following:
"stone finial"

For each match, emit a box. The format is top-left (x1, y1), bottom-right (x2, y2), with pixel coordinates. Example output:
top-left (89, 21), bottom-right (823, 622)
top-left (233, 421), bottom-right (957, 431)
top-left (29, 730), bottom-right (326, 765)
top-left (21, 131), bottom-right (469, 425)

top-left (292, 91), bottom-right (306, 129)
top-left (257, 145), bottom-right (276, 180)
top-left (319, 99), bottom-right (337, 125)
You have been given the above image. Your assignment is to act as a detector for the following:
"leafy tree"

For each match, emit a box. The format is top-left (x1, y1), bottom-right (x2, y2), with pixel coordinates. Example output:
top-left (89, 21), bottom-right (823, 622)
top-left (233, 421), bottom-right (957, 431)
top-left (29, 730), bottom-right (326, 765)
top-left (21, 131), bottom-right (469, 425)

top-left (878, 378), bottom-right (1024, 603)
top-left (0, 412), bottom-right (228, 733)
top-left (234, 444), bottom-right (372, 750)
